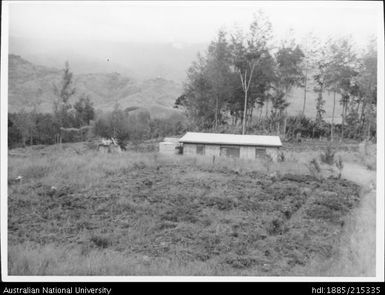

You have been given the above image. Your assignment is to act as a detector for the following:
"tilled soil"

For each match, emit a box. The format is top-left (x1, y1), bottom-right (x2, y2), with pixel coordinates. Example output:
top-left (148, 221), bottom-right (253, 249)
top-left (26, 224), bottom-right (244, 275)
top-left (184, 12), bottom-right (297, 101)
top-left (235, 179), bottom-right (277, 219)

top-left (8, 162), bottom-right (360, 275)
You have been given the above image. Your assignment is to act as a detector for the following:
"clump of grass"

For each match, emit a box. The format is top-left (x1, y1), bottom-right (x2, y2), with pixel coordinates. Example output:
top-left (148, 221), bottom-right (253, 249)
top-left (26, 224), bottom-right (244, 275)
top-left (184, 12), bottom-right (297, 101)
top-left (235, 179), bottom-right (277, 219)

top-left (306, 158), bottom-right (322, 179)
top-left (222, 255), bottom-right (258, 269)
top-left (277, 151), bottom-right (286, 162)
top-left (335, 156), bottom-right (344, 178)
top-left (90, 235), bottom-right (111, 249)
top-left (266, 217), bottom-right (285, 235)
top-left (320, 146), bottom-right (336, 165)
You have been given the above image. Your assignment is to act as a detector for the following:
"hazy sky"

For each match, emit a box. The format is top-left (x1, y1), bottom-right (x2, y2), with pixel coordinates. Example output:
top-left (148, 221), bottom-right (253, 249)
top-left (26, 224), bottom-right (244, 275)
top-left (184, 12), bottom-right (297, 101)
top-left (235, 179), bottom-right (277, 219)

top-left (8, 1), bottom-right (381, 49)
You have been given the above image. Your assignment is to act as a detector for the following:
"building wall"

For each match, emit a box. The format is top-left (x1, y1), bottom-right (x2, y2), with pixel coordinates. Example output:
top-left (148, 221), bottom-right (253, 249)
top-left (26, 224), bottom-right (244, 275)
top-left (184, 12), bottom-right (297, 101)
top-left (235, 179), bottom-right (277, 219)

top-left (183, 143), bottom-right (280, 161)
top-left (159, 142), bottom-right (179, 154)
top-left (183, 143), bottom-right (220, 157)
top-left (205, 145), bottom-right (220, 157)
top-left (183, 143), bottom-right (196, 156)
top-left (240, 146), bottom-right (254, 159)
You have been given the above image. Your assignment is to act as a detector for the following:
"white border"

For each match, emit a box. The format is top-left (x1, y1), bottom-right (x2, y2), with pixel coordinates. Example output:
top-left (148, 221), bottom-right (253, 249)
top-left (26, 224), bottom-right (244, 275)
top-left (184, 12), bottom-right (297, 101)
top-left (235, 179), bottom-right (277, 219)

top-left (1, 0), bottom-right (10, 284)
top-left (1, 0), bottom-right (384, 282)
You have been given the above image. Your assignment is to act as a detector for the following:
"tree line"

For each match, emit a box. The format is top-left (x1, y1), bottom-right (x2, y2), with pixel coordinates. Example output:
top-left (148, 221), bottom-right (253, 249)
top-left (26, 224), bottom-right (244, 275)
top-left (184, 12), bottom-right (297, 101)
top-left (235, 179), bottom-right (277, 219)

top-left (175, 11), bottom-right (377, 141)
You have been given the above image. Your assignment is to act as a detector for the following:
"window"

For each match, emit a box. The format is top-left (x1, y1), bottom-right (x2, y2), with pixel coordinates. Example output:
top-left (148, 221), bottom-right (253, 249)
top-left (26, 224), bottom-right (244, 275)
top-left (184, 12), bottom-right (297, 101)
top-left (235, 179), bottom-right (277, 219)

top-left (220, 146), bottom-right (240, 158)
top-left (255, 147), bottom-right (266, 158)
top-left (196, 144), bottom-right (205, 155)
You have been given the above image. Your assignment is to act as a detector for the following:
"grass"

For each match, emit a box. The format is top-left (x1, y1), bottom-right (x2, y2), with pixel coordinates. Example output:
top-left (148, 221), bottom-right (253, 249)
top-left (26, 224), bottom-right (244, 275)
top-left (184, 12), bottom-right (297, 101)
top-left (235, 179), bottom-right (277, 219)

top-left (7, 142), bottom-right (366, 276)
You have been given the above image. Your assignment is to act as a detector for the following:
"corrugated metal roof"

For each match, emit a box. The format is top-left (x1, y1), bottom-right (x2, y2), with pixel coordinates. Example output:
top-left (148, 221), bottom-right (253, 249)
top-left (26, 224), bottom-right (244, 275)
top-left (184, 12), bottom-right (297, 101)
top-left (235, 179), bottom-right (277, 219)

top-left (179, 132), bottom-right (282, 147)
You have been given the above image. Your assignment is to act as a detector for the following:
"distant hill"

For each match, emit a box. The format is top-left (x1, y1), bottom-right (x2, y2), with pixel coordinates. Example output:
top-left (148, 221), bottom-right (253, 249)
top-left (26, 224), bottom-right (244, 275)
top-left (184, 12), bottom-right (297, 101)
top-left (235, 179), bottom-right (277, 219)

top-left (8, 54), bottom-right (343, 121)
top-left (8, 54), bottom-right (183, 119)
top-left (9, 36), bottom-right (207, 82)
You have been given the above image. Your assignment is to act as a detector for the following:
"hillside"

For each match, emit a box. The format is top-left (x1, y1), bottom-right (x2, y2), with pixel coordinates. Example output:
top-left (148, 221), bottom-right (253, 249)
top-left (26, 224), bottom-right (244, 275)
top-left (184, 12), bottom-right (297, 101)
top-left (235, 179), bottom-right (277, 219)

top-left (8, 54), bottom-right (183, 118)
top-left (8, 54), bottom-right (343, 120)
top-left (9, 37), bottom-right (207, 82)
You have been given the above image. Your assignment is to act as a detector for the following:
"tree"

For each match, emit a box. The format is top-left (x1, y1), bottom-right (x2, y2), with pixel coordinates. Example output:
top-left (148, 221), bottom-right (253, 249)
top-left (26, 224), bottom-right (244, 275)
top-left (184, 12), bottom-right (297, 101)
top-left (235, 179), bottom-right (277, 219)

top-left (206, 30), bottom-right (233, 130)
top-left (325, 38), bottom-right (358, 141)
top-left (231, 11), bottom-right (273, 134)
top-left (275, 42), bottom-right (305, 136)
top-left (182, 53), bottom-right (215, 129)
top-left (74, 94), bottom-right (95, 126)
top-left (312, 39), bottom-right (333, 127)
top-left (299, 33), bottom-right (320, 115)
top-left (270, 88), bottom-right (290, 135)
top-left (53, 61), bottom-right (76, 134)
top-left (354, 39), bottom-right (377, 139)
top-left (275, 44), bottom-right (305, 97)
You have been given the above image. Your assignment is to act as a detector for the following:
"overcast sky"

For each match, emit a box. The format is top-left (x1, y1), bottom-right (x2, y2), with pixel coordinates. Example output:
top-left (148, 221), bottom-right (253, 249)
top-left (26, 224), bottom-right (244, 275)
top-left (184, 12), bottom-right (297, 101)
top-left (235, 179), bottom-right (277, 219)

top-left (8, 1), bottom-right (381, 49)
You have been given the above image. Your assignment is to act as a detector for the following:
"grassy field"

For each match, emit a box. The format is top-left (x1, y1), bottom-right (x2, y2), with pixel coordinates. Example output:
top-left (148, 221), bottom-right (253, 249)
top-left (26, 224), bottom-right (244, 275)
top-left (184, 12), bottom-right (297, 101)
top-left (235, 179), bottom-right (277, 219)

top-left (7, 141), bottom-right (375, 276)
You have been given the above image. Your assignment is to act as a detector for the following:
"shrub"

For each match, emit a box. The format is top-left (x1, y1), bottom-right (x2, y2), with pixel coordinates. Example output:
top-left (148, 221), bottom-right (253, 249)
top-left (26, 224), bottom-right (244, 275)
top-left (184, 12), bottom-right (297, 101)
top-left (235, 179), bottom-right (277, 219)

top-left (266, 217), bottom-right (284, 235)
top-left (310, 158), bottom-right (321, 173)
top-left (90, 235), bottom-right (111, 249)
top-left (277, 151), bottom-right (285, 162)
top-left (306, 158), bottom-right (322, 180)
top-left (335, 156), bottom-right (344, 178)
top-left (320, 146), bottom-right (335, 165)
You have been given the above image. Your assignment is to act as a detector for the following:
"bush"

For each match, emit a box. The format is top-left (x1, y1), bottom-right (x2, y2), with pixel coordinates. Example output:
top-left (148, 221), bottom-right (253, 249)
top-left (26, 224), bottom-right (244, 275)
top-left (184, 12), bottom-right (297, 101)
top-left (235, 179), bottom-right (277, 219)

top-left (335, 156), bottom-right (344, 178)
top-left (90, 235), bottom-right (111, 249)
top-left (320, 146), bottom-right (335, 165)
top-left (307, 158), bottom-right (322, 179)
top-left (277, 151), bottom-right (285, 162)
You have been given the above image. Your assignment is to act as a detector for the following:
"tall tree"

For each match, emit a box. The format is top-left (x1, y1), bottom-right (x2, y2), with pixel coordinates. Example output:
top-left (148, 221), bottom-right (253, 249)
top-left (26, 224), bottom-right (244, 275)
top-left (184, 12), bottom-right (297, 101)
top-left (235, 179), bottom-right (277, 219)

top-left (354, 39), bottom-right (377, 139)
top-left (299, 33), bottom-right (320, 115)
top-left (275, 42), bottom-right (305, 136)
top-left (325, 38), bottom-right (358, 140)
top-left (182, 53), bottom-right (215, 129)
top-left (312, 39), bottom-right (333, 126)
top-left (74, 94), bottom-right (95, 127)
top-left (206, 30), bottom-right (233, 130)
top-left (231, 11), bottom-right (273, 134)
top-left (53, 61), bottom-right (76, 131)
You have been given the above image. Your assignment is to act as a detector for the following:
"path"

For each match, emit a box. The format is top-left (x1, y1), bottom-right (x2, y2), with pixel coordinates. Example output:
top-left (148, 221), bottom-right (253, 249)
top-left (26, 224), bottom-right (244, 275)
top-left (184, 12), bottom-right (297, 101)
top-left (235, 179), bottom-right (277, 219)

top-left (323, 162), bottom-right (376, 276)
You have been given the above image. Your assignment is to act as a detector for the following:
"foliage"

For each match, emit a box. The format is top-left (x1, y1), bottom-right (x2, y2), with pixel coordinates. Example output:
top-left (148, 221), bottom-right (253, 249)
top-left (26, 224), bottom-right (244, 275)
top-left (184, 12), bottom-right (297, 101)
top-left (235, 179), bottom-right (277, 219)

top-left (8, 112), bottom-right (60, 147)
top-left (177, 14), bottom-right (377, 141)
top-left (320, 146), bottom-right (336, 165)
top-left (73, 95), bottom-right (95, 127)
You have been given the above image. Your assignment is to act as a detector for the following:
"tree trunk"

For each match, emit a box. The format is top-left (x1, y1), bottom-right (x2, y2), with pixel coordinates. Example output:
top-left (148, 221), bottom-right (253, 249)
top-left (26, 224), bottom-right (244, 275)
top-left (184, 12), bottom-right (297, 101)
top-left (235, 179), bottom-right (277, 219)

top-left (215, 96), bottom-right (219, 130)
top-left (331, 91), bottom-right (336, 142)
top-left (341, 101), bottom-right (346, 140)
top-left (283, 111), bottom-right (288, 140)
top-left (367, 119), bottom-right (371, 140)
top-left (242, 90), bottom-right (248, 135)
top-left (277, 120), bottom-right (280, 136)
top-left (302, 68), bottom-right (308, 115)
top-left (250, 106), bottom-right (254, 128)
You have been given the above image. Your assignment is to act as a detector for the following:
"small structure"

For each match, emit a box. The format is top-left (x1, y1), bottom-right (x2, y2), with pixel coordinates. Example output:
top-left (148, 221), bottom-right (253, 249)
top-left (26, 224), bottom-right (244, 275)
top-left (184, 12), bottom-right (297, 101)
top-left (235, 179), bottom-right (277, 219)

top-left (97, 137), bottom-right (121, 153)
top-left (159, 137), bottom-right (181, 155)
top-left (178, 132), bottom-right (282, 161)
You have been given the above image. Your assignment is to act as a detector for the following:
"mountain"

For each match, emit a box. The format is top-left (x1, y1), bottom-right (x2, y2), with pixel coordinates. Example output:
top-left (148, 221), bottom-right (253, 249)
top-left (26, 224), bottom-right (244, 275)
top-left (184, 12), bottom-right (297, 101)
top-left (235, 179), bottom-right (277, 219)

top-left (9, 36), bottom-right (207, 82)
top-left (8, 54), bottom-right (183, 118)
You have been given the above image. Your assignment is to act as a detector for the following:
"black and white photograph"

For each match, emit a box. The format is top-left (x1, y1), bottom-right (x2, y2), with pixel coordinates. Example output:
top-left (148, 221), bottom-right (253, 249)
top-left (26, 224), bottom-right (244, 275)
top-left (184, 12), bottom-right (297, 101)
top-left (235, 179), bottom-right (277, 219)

top-left (1, 0), bottom-right (384, 282)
